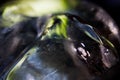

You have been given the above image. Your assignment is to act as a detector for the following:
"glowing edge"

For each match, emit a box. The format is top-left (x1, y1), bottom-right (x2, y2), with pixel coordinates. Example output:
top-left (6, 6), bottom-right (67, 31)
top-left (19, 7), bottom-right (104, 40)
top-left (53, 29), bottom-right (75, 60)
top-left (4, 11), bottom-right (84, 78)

top-left (6, 47), bottom-right (37, 80)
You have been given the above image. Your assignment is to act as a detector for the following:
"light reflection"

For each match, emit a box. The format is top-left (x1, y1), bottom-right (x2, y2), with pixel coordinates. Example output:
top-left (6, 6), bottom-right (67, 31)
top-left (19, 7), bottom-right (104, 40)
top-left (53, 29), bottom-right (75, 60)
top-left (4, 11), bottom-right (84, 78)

top-left (100, 45), bottom-right (117, 68)
top-left (78, 47), bottom-right (87, 56)
top-left (81, 42), bottom-right (85, 47)
top-left (3, 0), bottom-right (68, 17)
top-left (108, 21), bottom-right (119, 35)
top-left (77, 46), bottom-right (91, 61)
top-left (1, 0), bottom-right (69, 27)
top-left (86, 51), bottom-right (90, 57)
top-left (26, 73), bottom-right (35, 80)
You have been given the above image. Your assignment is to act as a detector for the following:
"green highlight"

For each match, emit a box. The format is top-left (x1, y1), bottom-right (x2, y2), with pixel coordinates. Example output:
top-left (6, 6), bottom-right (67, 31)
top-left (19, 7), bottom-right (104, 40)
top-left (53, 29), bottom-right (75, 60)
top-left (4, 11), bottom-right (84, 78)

top-left (1, 0), bottom-right (70, 27)
top-left (6, 47), bottom-right (37, 80)
top-left (84, 30), bottom-right (103, 44)
top-left (42, 15), bottom-right (68, 40)
top-left (56, 15), bottom-right (68, 38)
top-left (101, 36), bottom-right (115, 48)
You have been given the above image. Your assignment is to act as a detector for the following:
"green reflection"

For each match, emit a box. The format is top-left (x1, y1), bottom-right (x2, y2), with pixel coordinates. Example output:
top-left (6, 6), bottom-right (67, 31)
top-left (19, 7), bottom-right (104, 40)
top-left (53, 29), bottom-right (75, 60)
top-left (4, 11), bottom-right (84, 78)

top-left (42, 15), bottom-right (68, 40)
top-left (6, 47), bottom-right (38, 80)
top-left (1, 0), bottom-right (71, 27)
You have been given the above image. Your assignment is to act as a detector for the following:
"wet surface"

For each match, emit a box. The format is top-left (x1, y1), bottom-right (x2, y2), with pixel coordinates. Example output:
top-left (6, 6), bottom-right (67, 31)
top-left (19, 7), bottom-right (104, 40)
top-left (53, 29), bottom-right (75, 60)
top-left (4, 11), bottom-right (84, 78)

top-left (0, 1), bottom-right (120, 80)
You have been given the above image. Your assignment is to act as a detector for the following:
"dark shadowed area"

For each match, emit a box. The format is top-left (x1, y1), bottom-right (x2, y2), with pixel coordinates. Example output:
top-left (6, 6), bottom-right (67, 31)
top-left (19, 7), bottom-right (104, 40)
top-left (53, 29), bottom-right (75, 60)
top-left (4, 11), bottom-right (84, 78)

top-left (0, 0), bottom-right (120, 80)
top-left (86, 0), bottom-right (120, 28)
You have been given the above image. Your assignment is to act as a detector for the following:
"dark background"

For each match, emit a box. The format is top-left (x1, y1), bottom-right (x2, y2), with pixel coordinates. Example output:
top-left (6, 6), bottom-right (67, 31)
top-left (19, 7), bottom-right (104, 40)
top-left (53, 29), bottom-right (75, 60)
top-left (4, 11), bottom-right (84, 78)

top-left (86, 0), bottom-right (120, 28)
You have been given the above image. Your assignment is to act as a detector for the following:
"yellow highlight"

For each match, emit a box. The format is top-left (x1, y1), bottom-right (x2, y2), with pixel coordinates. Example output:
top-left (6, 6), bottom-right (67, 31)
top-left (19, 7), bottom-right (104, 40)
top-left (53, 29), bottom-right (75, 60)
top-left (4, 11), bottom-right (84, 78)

top-left (6, 47), bottom-right (38, 80)
top-left (1, 0), bottom-right (69, 27)
top-left (3, 0), bottom-right (67, 16)
top-left (42, 15), bottom-right (68, 40)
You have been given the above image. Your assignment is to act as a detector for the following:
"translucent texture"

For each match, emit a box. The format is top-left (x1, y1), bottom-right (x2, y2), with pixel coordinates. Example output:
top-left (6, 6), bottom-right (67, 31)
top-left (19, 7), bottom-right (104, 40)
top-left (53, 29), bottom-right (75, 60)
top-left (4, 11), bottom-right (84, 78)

top-left (5, 14), bottom-right (119, 80)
